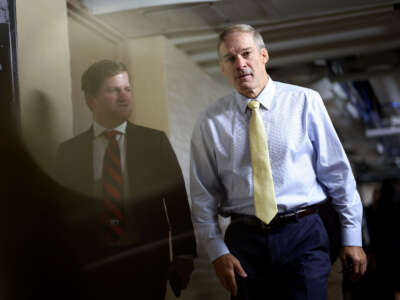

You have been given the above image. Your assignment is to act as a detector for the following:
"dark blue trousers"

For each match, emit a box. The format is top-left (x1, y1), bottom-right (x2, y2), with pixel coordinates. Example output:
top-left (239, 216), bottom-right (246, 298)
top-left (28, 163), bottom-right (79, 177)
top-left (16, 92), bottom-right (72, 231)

top-left (225, 213), bottom-right (331, 300)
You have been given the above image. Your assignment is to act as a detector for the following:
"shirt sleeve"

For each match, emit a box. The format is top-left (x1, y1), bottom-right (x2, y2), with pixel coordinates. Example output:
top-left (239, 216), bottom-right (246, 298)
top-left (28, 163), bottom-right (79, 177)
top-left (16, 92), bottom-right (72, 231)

top-left (190, 117), bottom-right (230, 262)
top-left (307, 90), bottom-right (363, 246)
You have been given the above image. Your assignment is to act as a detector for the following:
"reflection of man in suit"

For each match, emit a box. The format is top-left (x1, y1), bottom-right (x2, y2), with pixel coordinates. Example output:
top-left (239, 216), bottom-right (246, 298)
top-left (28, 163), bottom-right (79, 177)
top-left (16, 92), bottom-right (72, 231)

top-left (56, 60), bottom-right (196, 299)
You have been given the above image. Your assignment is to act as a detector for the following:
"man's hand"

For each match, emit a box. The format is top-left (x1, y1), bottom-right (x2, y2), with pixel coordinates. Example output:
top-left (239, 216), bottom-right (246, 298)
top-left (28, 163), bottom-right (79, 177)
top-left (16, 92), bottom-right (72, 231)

top-left (340, 246), bottom-right (367, 280)
top-left (213, 253), bottom-right (247, 296)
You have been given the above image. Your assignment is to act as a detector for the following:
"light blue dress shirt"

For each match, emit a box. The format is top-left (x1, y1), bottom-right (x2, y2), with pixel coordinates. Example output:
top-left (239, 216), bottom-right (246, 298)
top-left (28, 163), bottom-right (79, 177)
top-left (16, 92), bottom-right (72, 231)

top-left (190, 77), bottom-right (363, 262)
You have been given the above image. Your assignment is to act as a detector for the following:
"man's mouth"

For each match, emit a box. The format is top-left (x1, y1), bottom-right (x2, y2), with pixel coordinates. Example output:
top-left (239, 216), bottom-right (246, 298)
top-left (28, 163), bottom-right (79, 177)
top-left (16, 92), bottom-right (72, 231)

top-left (236, 73), bottom-right (252, 80)
top-left (235, 71), bottom-right (252, 80)
top-left (117, 101), bottom-right (130, 107)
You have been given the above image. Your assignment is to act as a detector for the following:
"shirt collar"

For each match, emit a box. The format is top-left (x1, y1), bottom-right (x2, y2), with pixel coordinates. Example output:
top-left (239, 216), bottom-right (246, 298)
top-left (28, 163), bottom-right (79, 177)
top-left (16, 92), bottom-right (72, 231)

top-left (235, 76), bottom-right (276, 114)
top-left (93, 120), bottom-right (127, 138)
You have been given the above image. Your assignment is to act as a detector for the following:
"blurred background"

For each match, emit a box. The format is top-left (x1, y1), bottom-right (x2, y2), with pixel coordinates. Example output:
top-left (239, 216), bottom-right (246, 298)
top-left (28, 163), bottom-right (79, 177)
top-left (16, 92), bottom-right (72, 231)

top-left (1, 0), bottom-right (400, 299)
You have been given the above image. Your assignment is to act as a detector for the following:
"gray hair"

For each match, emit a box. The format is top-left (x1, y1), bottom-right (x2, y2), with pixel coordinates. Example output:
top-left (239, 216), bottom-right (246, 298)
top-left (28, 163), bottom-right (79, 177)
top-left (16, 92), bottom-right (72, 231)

top-left (217, 24), bottom-right (266, 58)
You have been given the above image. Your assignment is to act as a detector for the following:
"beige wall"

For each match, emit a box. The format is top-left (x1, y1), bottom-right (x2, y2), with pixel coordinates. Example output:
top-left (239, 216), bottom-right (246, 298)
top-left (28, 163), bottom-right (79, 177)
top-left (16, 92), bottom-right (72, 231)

top-left (16, 0), bottom-right (73, 176)
top-left (122, 36), bottom-right (170, 134)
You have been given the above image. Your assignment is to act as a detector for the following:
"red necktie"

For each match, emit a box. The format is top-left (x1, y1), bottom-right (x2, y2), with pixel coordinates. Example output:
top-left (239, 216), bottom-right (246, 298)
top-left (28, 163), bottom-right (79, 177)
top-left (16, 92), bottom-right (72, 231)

top-left (102, 130), bottom-right (125, 241)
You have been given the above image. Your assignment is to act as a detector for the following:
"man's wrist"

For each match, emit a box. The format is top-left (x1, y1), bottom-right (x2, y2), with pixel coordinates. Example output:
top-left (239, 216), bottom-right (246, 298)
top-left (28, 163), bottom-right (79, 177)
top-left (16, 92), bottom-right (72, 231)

top-left (209, 247), bottom-right (230, 263)
top-left (341, 227), bottom-right (362, 247)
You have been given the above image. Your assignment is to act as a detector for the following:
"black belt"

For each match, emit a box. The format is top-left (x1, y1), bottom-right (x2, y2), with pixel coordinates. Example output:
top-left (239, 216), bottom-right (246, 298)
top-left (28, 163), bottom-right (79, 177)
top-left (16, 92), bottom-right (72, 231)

top-left (230, 205), bottom-right (319, 230)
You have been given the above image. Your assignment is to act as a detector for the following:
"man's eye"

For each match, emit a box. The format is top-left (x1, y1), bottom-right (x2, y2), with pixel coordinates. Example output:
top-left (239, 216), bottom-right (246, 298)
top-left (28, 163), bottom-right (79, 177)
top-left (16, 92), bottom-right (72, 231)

top-left (242, 51), bottom-right (251, 58)
top-left (125, 87), bottom-right (131, 92)
top-left (225, 56), bottom-right (235, 63)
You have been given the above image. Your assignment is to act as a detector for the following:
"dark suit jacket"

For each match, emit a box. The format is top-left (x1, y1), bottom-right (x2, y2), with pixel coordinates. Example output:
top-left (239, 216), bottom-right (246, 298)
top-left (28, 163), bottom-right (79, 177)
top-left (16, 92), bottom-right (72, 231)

top-left (56, 122), bottom-right (196, 299)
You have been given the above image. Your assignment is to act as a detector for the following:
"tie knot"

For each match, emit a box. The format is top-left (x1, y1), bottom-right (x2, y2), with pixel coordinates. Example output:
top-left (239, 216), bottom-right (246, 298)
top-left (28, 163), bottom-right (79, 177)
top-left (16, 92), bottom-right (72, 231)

top-left (248, 100), bottom-right (260, 110)
top-left (104, 130), bottom-right (120, 140)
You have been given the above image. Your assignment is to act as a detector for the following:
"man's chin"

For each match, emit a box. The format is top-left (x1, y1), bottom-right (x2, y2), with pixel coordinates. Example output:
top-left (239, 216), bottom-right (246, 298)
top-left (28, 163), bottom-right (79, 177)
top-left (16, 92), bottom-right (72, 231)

top-left (236, 78), bottom-right (254, 87)
top-left (110, 112), bottom-right (132, 125)
top-left (237, 83), bottom-right (253, 92)
top-left (118, 108), bottom-right (133, 118)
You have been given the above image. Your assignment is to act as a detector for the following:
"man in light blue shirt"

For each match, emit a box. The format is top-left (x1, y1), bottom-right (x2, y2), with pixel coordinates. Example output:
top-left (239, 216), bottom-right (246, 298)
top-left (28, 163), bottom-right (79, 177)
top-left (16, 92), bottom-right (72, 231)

top-left (190, 24), bottom-right (367, 299)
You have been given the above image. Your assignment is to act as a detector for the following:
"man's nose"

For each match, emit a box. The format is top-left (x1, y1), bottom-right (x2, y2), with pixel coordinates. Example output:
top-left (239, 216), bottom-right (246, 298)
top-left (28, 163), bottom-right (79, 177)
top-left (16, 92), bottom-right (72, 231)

top-left (119, 90), bottom-right (131, 100)
top-left (234, 55), bottom-right (246, 69)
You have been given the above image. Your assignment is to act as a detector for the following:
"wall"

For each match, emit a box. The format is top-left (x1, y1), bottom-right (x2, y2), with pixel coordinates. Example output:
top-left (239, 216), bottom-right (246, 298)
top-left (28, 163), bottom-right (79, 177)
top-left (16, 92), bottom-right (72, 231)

top-left (16, 0), bottom-right (73, 176)
top-left (122, 36), bottom-right (170, 134)
top-left (164, 39), bottom-right (231, 197)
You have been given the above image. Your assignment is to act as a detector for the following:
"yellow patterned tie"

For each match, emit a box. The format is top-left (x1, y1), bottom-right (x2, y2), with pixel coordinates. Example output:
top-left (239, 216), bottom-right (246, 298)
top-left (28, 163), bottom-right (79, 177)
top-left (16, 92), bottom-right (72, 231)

top-left (248, 100), bottom-right (277, 224)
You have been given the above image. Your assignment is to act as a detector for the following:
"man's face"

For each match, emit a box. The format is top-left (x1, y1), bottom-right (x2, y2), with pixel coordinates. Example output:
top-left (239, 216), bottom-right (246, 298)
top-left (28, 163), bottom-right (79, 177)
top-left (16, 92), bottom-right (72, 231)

top-left (87, 72), bottom-right (133, 128)
top-left (219, 31), bottom-right (269, 98)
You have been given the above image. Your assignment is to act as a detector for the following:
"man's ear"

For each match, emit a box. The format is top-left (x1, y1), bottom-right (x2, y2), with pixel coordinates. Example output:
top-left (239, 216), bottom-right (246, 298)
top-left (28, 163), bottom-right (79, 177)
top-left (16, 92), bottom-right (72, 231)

top-left (261, 48), bottom-right (269, 65)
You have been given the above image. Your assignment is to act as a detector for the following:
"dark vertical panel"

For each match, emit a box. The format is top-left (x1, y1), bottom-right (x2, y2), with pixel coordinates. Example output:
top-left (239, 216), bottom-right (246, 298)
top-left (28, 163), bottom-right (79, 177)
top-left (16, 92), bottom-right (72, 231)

top-left (0, 0), bottom-right (19, 122)
top-left (0, 23), bottom-right (12, 102)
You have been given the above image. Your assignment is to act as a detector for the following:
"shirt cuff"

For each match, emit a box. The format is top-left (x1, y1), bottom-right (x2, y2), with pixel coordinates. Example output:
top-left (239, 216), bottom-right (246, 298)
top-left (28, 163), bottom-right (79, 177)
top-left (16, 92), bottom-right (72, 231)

top-left (341, 226), bottom-right (362, 247)
top-left (206, 238), bottom-right (230, 263)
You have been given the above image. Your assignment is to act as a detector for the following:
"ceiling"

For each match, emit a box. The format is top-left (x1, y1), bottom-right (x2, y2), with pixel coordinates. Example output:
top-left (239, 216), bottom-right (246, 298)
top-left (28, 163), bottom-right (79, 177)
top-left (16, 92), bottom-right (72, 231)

top-left (78, 0), bottom-right (400, 82)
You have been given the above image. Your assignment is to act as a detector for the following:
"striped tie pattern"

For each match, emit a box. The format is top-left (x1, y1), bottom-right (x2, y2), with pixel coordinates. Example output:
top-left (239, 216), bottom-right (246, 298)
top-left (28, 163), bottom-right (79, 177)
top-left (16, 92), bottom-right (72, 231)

top-left (102, 130), bottom-right (125, 241)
